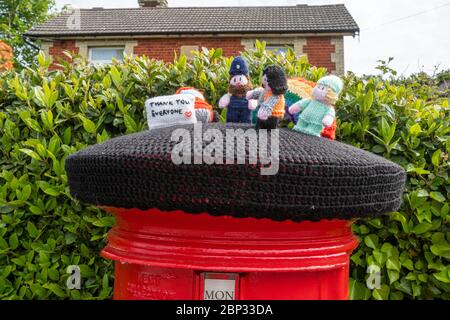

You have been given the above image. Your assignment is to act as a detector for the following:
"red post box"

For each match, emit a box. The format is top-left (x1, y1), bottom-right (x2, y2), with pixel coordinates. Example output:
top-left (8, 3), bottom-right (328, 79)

top-left (65, 123), bottom-right (406, 300)
top-left (101, 207), bottom-right (358, 300)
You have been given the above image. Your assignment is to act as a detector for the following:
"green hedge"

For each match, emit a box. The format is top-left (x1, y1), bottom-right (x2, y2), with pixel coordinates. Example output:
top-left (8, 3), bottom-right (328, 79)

top-left (341, 67), bottom-right (450, 300)
top-left (0, 42), bottom-right (449, 299)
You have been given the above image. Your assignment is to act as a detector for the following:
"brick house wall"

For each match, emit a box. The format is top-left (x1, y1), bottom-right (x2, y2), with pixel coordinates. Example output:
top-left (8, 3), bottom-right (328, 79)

top-left (44, 36), bottom-right (344, 74)
top-left (134, 37), bottom-right (245, 61)
top-left (303, 37), bottom-right (337, 72)
top-left (241, 36), bottom-right (344, 74)
top-left (48, 40), bottom-right (79, 64)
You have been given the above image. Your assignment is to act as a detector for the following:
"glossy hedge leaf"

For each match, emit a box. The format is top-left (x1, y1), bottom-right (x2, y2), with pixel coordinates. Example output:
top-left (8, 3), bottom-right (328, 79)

top-left (43, 283), bottom-right (66, 298)
top-left (388, 270), bottom-right (400, 284)
top-left (373, 284), bottom-right (390, 300)
top-left (430, 244), bottom-right (450, 259)
top-left (430, 192), bottom-right (446, 203)
top-left (431, 149), bottom-right (441, 167)
top-left (417, 189), bottom-right (429, 198)
top-left (80, 116), bottom-right (96, 134)
top-left (20, 185), bottom-right (32, 202)
top-left (386, 257), bottom-right (401, 271)
top-left (63, 127), bottom-right (72, 145)
top-left (364, 234), bottom-right (379, 249)
top-left (8, 233), bottom-right (18, 250)
top-left (92, 217), bottom-right (115, 228)
top-left (28, 120), bottom-right (43, 132)
top-left (363, 90), bottom-right (374, 113)
top-left (413, 222), bottom-right (433, 235)
top-left (349, 278), bottom-right (370, 300)
top-left (409, 123), bottom-right (422, 136)
top-left (19, 149), bottom-right (41, 161)
top-left (0, 237), bottom-right (8, 250)
top-left (42, 187), bottom-right (60, 197)
top-left (441, 204), bottom-right (449, 217)
top-left (26, 222), bottom-right (39, 238)
top-left (29, 206), bottom-right (43, 215)
top-left (123, 114), bottom-right (138, 133)
top-left (433, 268), bottom-right (450, 283)
top-left (48, 269), bottom-right (59, 281)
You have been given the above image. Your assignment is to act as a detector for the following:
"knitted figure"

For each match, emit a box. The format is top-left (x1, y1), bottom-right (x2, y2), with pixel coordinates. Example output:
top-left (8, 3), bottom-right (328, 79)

top-left (246, 65), bottom-right (288, 130)
top-left (219, 57), bottom-right (257, 123)
top-left (284, 77), bottom-right (337, 140)
top-left (176, 87), bottom-right (214, 123)
top-left (288, 75), bottom-right (343, 138)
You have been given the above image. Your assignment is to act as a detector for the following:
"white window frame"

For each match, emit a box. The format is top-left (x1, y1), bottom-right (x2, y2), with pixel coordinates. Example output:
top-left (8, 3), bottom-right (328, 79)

top-left (88, 46), bottom-right (125, 65)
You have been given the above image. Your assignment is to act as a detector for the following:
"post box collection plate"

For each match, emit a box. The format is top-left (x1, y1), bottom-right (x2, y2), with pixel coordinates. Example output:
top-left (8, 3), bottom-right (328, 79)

top-left (200, 273), bottom-right (239, 300)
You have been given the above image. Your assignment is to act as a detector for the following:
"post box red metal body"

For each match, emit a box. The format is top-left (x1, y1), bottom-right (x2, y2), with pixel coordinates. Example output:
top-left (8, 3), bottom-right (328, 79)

top-left (101, 207), bottom-right (358, 300)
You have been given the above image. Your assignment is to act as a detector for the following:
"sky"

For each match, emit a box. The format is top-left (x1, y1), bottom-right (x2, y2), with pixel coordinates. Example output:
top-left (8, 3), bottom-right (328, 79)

top-left (54, 0), bottom-right (450, 76)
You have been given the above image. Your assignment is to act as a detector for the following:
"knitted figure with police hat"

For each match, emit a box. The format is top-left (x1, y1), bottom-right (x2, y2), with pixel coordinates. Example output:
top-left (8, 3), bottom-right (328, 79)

top-left (219, 56), bottom-right (257, 123)
top-left (288, 75), bottom-right (343, 137)
top-left (246, 65), bottom-right (288, 130)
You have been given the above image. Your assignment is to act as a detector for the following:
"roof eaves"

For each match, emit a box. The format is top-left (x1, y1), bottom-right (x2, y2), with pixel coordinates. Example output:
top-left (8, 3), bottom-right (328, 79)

top-left (25, 28), bottom-right (360, 39)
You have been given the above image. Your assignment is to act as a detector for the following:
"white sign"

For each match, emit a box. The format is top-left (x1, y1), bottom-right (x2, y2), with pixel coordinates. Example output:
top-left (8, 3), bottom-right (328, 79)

top-left (145, 94), bottom-right (197, 130)
top-left (203, 273), bottom-right (237, 300)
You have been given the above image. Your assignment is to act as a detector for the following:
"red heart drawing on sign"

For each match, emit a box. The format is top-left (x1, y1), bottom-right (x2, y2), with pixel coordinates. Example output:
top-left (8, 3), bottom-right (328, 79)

top-left (184, 111), bottom-right (192, 118)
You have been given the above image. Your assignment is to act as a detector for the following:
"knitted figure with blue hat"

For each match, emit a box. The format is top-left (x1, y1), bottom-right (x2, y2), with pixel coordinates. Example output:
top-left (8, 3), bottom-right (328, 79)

top-left (289, 75), bottom-right (343, 137)
top-left (219, 56), bottom-right (257, 123)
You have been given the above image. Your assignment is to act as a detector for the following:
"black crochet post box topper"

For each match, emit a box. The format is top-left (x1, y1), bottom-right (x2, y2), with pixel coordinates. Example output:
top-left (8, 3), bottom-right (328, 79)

top-left (65, 123), bottom-right (406, 222)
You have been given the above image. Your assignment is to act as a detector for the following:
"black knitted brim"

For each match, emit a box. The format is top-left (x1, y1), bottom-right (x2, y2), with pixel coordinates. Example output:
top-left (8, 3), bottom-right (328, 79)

top-left (65, 123), bottom-right (406, 222)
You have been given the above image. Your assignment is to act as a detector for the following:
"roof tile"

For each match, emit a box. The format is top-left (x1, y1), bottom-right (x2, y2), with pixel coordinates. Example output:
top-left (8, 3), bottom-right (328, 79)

top-left (27, 5), bottom-right (359, 37)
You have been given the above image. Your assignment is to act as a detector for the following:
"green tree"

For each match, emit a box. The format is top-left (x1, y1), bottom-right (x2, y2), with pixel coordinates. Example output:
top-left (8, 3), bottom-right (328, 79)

top-left (0, 0), bottom-right (55, 68)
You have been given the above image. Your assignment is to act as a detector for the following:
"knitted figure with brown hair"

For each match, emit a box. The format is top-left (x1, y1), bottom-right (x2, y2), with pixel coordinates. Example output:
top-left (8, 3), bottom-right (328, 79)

top-left (246, 65), bottom-right (288, 130)
top-left (219, 56), bottom-right (257, 123)
top-left (289, 75), bottom-right (343, 137)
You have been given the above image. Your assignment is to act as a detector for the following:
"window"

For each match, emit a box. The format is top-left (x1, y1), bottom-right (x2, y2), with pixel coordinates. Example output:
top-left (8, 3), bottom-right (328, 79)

top-left (180, 45), bottom-right (199, 60)
top-left (265, 44), bottom-right (293, 56)
top-left (89, 47), bottom-right (124, 64)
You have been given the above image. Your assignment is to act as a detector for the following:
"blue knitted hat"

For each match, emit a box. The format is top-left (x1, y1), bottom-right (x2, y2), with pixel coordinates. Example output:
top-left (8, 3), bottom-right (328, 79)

top-left (229, 56), bottom-right (249, 77)
top-left (317, 75), bottom-right (344, 94)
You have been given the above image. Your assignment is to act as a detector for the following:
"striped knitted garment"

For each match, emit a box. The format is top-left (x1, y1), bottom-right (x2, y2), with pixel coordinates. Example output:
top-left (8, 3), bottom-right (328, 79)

top-left (284, 77), bottom-right (316, 123)
top-left (249, 89), bottom-right (285, 124)
top-left (263, 91), bottom-right (285, 118)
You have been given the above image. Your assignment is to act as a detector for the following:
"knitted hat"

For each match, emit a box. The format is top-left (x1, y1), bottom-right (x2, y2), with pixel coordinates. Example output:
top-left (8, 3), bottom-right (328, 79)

top-left (66, 123), bottom-right (406, 222)
top-left (229, 56), bottom-right (249, 77)
top-left (317, 75), bottom-right (344, 95)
